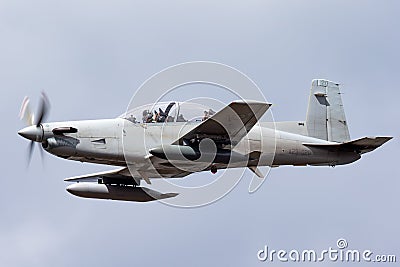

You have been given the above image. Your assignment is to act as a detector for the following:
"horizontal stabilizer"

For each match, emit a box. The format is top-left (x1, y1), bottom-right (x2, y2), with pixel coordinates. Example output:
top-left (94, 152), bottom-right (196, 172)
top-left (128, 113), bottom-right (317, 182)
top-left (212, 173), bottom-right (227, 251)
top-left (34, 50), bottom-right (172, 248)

top-left (303, 136), bottom-right (392, 154)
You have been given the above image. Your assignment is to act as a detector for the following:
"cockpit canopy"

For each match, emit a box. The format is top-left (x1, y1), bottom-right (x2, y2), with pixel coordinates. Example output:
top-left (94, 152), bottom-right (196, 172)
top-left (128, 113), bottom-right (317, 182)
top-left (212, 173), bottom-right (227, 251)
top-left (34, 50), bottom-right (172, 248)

top-left (119, 101), bottom-right (217, 123)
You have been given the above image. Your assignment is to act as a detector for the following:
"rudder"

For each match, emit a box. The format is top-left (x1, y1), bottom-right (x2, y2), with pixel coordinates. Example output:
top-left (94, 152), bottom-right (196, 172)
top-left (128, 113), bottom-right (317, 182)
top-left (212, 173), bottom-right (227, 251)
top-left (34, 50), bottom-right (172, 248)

top-left (306, 79), bottom-right (350, 142)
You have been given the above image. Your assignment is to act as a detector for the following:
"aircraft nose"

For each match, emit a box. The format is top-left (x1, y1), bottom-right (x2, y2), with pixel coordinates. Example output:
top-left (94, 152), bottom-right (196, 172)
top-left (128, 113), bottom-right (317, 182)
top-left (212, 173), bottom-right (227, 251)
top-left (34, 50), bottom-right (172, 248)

top-left (18, 125), bottom-right (43, 142)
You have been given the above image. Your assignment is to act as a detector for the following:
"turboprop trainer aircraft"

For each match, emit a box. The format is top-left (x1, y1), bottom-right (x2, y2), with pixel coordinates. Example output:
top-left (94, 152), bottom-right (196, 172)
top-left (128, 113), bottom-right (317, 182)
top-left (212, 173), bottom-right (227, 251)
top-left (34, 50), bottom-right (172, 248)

top-left (18, 79), bottom-right (392, 202)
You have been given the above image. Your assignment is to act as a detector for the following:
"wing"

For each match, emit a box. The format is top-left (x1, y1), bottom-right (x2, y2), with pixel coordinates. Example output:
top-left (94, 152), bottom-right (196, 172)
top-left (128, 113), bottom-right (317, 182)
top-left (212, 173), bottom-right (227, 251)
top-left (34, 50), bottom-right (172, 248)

top-left (175, 100), bottom-right (271, 147)
top-left (64, 164), bottom-right (193, 185)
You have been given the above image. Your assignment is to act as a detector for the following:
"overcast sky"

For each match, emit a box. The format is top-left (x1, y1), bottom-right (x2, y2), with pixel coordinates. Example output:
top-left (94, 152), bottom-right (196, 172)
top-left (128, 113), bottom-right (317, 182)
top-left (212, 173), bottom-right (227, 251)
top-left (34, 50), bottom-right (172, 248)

top-left (1, 1), bottom-right (399, 266)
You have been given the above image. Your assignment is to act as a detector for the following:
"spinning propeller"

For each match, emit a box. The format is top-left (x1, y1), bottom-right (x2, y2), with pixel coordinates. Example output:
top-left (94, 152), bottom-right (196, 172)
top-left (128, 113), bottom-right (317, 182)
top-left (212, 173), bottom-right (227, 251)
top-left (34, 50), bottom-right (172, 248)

top-left (18, 92), bottom-right (50, 164)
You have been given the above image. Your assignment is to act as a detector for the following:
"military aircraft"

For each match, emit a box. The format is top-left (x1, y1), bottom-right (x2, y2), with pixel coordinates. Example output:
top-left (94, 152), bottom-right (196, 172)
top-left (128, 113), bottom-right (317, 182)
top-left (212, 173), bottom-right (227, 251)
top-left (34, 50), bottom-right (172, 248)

top-left (18, 79), bottom-right (392, 202)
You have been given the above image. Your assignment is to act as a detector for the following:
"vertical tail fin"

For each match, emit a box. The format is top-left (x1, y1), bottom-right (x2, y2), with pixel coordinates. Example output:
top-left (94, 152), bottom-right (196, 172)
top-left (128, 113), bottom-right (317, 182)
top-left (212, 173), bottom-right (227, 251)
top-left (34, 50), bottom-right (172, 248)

top-left (306, 79), bottom-right (350, 143)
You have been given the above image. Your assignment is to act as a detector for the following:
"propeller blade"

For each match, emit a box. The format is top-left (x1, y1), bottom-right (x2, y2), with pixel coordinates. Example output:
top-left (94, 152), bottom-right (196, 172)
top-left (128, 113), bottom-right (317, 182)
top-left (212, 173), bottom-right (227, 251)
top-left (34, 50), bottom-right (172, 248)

top-left (38, 142), bottom-right (44, 158)
top-left (19, 96), bottom-right (34, 126)
top-left (38, 143), bottom-right (46, 167)
top-left (27, 140), bottom-right (35, 165)
top-left (35, 92), bottom-right (50, 127)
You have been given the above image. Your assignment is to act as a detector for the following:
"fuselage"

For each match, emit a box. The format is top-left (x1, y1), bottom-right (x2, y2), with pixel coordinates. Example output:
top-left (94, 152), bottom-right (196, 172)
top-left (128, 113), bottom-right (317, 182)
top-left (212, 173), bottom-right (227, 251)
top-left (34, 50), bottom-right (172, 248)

top-left (40, 118), bottom-right (360, 174)
top-left (17, 82), bottom-right (391, 203)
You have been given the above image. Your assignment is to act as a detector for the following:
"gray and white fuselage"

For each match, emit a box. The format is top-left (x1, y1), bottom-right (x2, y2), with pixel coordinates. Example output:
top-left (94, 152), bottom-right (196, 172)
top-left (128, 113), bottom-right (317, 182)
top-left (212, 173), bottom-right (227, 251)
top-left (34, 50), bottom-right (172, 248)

top-left (29, 118), bottom-right (360, 172)
top-left (18, 79), bottom-right (392, 202)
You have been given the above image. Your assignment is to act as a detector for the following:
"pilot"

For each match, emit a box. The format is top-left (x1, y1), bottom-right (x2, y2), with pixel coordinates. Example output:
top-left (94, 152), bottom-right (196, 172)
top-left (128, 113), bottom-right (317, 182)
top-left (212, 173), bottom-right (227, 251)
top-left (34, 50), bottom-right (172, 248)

top-left (146, 114), bottom-right (153, 123)
top-left (158, 108), bottom-right (166, 122)
top-left (142, 110), bottom-right (150, 123)
top-left (143, 110), bottom-right (153, 123)
top-left (153, 110), bottom-right (159, 122)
